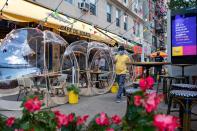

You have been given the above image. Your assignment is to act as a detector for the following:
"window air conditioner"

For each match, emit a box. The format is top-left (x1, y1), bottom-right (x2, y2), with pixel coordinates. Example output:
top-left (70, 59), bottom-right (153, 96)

top-left (79, 2), bottom-right (90, 12)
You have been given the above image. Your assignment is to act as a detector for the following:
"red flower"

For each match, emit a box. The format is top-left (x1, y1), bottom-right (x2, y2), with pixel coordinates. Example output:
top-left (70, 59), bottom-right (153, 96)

top-left (146, 76), bottom-right (155, 89)
top-left (144, 93), bottom-right (161, 113)
top-left (24, 96), bottom-right (42, 112)
top-left (134, 95), bottom-right (142, 106)
top-left (139, 78), bottom-right (147, 91)
top-left (106, 128), bottom-right (114, 131)
top-left (77, 115), bottom-right (89, 126)
top-left (54, 111), bottom-right (68, 128)
top-left (95, 112), bottom-right (110, 126)
top-left (68, 113), bottom-right (74, 122)
top-left (139, 76), bottom-right (155, 91)
top-left (82, 115), bottom-right (89, 122)
top-left (6, 117), bottom-right (15, 127)
top-left (154, 114), bottom-right (180, 131)
top-left (14, 129), bottom-right (24, 131)
top-left (111, 115), bottom-right (121, 125)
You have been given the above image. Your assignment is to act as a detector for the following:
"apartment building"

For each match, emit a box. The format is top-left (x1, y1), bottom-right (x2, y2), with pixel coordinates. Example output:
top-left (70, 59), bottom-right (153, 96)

top-left (28, 0), bottom-right (148, 46)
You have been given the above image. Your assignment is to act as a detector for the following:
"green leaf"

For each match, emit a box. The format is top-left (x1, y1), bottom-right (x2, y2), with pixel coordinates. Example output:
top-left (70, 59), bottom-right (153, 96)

top-left (20, 122), bottom-right (30, 130)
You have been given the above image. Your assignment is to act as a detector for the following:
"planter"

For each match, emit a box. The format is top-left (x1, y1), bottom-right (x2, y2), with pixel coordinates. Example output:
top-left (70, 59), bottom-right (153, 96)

top-left (111, 84), bottom-right (118, 93)
top-left (68, 91), bottom-right (78, 104)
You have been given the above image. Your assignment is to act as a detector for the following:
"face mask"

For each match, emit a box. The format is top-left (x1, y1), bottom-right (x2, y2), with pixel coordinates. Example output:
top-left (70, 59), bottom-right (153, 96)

top-left (119, 50), bottom-right (124, 55)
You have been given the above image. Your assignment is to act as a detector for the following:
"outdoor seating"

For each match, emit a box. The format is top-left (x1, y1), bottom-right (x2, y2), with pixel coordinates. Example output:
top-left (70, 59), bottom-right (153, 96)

top-left (192, 76), bottom-right (197, 85)
top-left (167, 90), bottom-right (197, 131)
top-left (17, 77), bottom-right (34, 101)
top-left (51, 74), bottom-right (67, 96)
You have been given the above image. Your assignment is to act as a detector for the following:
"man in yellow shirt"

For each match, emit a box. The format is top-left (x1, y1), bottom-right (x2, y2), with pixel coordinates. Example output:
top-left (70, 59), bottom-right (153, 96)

top-left (114, 46), bottom-right (131, 103)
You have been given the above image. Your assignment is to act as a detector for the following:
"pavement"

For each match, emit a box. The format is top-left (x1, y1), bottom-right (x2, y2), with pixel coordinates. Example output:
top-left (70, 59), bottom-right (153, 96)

top-left (0, 93), bottom-right (127, 121)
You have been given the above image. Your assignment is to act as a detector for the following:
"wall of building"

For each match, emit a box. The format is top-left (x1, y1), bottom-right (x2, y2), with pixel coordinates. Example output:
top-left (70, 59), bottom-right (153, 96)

top-left (28, 0), bottom-right (144, 44)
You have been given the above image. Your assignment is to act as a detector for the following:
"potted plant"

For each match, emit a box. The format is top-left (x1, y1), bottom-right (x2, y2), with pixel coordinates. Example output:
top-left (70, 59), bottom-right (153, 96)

top-left (67, 84), bottom-right (80, 104)
top-left (111, 82), bottom-right (119, 93)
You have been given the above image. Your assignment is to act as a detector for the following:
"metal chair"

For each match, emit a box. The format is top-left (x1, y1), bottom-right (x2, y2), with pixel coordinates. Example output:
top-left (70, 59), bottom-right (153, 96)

top-left (167, 90), bottom-right (197, 131)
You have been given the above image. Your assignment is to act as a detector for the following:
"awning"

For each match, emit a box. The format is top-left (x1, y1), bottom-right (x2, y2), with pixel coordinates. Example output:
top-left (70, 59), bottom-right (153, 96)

top-left (96, 28), bottom-right (137, 51)
top-left (0, 0), bottom-right (116, 45)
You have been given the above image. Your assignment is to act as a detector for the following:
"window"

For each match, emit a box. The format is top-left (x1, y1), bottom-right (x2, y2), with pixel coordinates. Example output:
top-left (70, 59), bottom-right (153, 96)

top-left (90, 0), bottom-right (96, 15)
top-left (116, 9), bottom-right (121, 27)
top-left (124, 13), bottom-right (128, 30)
top-left (134, 21), bottom-right (140, 37)
top-left (106, 3), bottom-right (112, 23)
top-left (65, 0), bottom-right (73, 4)
top-left (123, 0), bottom-right (128, 5)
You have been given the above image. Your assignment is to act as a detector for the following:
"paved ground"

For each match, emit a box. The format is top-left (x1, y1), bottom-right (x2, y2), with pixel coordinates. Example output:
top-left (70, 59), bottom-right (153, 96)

top-left (0, 93), bottom-right (127, 121)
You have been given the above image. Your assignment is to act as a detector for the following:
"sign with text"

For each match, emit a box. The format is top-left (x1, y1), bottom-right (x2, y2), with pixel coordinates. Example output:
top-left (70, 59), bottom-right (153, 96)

top-left (171, 8), bottom-right (197, 64)
top-left (172, 15), bottom-right (196, 56)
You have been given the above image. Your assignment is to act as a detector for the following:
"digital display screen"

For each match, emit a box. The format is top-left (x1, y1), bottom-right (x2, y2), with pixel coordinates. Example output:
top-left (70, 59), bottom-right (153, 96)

top-left (171, 8), bottom-right (197, 64)
top-left (172, 15), bottom-right (196, 56)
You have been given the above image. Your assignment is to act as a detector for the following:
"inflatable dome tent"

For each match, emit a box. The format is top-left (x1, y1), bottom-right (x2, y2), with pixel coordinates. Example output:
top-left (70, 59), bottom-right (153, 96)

top-left (0, 28), bottom-right (68, 110)
top-left (62, 40), bottom-right (116, 96)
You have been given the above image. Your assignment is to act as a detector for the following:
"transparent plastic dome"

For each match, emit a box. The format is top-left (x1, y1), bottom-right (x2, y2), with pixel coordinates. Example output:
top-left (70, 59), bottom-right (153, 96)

top-left (0, 28), bottom-right (68, 81)
top-left (62, 40), bottom-right (115, 96)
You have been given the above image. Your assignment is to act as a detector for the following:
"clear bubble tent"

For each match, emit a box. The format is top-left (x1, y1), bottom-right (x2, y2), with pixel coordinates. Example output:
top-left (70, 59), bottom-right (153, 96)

top-left (0, 28), bottom-right (116, 109)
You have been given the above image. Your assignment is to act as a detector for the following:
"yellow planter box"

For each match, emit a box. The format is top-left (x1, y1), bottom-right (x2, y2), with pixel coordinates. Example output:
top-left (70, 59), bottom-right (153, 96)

top-left (111, 84), bottom-right (118, 93)
top-left (68, 91), bottom-right (78, 104)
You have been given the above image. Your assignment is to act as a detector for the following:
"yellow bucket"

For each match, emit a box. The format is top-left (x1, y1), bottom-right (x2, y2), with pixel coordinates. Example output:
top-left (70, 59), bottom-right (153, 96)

top-left (68, 91), bottom-right (78, 104)
top-left (111, 84), bottom-right (118, 93)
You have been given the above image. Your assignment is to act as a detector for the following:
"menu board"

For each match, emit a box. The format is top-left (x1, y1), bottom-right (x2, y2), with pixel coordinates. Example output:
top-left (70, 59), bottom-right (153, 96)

top-left (172, 15), bottom-right (197, 56)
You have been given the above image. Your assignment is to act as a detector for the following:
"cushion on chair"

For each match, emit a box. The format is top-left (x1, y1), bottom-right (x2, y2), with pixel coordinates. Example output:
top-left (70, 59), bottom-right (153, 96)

top-left (170, 90), bottom-right (197, 98)
top-left (172, 84), bottom-right (197, 90)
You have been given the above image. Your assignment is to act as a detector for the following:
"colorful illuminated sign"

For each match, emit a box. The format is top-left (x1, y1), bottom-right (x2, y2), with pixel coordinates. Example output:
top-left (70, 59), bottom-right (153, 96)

top-left (172, 15), bottom-right (197, 56)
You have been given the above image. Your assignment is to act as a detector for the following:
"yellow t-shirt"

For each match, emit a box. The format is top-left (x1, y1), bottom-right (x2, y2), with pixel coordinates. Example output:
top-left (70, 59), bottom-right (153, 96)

top-left (115, 54), bottom-right (130, 75)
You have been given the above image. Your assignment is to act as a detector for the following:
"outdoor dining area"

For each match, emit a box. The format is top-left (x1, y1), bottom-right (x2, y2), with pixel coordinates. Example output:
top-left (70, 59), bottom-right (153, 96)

top-left (0, 28), bottom-right (116, 109)
top-left (125, 59), bottom-right (197, 131)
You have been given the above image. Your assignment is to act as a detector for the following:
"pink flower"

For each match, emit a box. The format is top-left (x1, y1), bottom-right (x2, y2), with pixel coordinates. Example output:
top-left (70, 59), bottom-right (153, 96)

top-left (139, 78), bottom-right (147, 91)
top-left (146, 76), bottom-right (155, 89)
top-left (68, 113), bottom-right (74, 122)
top-left (77, 115), bottom-right (89, 126)
top-left (24, 96), bottom-right (42, 112)
top-left (54, 111), bottom-right (68, 128)
top-left (6, 117), bottom-right (15, 127)
top-left (95, 112), bottom-right (110, 126)
top-left (106, 128), bottom-right (114, 131)
top-left (154, 114), bottom-right (180, 131)
top-left (14, 129), bottom-right (24, 131)
top-left (139, 76), bottom-right (155, 91)
top-left (144, 93), bottom-right (162, 113)
top-left (111, 115), bottom-right (121, 125)
top-left (134, 95), bottom-right (142, 106)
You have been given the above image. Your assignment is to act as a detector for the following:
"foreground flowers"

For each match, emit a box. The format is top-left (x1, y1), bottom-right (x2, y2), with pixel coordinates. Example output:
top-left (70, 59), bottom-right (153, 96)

top-left (154, 114), bottom-right (180, 131)
top-left (6, 117), bottom-right (15, 127)
top-left (88, 112), bottom-right (122, 131)
top-left (125, 76), bottom-right (179, 131)
top-left (23, 96), bottom-right (42, 112)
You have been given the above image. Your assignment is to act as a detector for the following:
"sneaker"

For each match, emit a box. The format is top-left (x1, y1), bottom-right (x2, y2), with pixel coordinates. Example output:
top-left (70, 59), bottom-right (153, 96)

top-left (116, 99), bottom-right (121, 103)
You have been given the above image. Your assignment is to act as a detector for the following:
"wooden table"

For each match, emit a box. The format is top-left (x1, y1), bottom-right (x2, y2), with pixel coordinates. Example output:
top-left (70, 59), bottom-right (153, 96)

top-left (90, 70), bottom-right (105, 88)
top-left (131, 62), bottom-right (170, 76)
